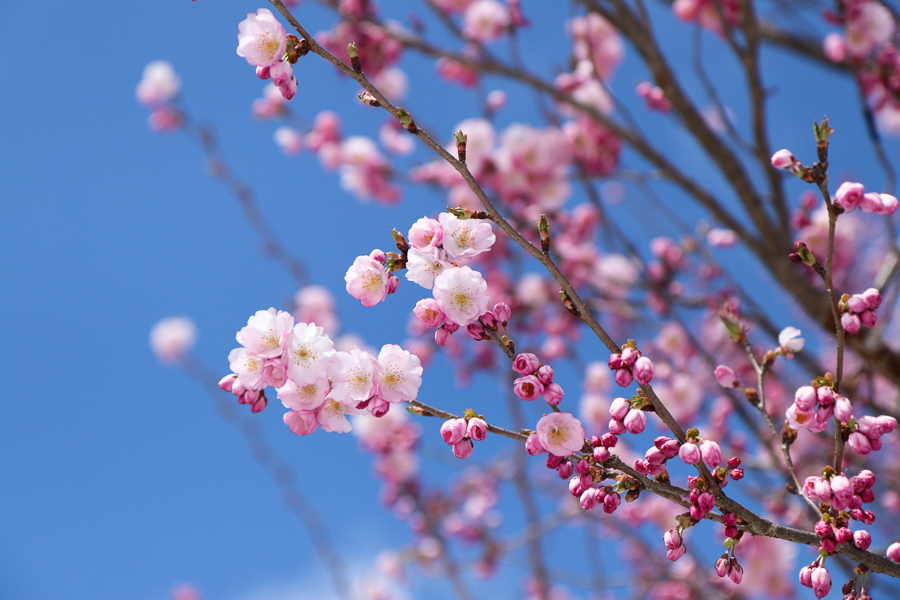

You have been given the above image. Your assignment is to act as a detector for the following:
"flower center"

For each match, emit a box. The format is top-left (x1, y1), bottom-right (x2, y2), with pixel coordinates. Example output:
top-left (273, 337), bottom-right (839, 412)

top-left (452, 227), bottom-right (473, 250)
top-left (257, 31), bottom-right (281, 59)
top-left (382, 366), bottom-right (404, 389)
top-left (548, 424), bottom-right (569, 445)
top-left (294, 343), bottom-right (317, 366)
top-left (450, 285), bottom-right (473, 312)
top-left (349, 368), bottom-right (370, 390)
top-left (261, 329), bottom-right (279, 350)
top-left (362, 269), bottom-right (384, 293)
top-left (299, 384), bottom-right (318, 401)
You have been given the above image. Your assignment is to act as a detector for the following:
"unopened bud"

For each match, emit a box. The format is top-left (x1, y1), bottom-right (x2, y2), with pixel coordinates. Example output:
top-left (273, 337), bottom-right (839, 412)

top-left (539, 214), bottom-right (550, 254)
top-left (454, 130), bottom-right (467, 163)
top-left (396, 108), bottom-right (417, 133)
top-left (358, 92), bottom-right (380, 107)
top-left (391, 228), bottom-right (410, 254)
top-left (348, 42), bottom-right (362, 72)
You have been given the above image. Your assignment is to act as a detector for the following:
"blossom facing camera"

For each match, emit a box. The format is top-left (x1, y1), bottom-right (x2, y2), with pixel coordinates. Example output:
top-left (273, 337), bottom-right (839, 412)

top-left (536, 412), bottom-right (586, 456)
top-left (237, 9), bottom-right (287, 67)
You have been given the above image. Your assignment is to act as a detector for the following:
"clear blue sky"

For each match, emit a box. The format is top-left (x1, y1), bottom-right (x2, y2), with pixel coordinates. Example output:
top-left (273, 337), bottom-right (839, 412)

top-left (1, 2), bottom-right (892, 600)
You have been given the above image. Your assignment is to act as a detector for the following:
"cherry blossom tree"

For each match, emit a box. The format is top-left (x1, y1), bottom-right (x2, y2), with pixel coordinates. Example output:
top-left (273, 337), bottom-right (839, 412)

top-left (144, 1), bottom-right (900, 599)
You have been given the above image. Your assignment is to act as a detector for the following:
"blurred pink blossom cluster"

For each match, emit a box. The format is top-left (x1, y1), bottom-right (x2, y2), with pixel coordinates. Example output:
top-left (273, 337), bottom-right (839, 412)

top-left (236, 9), bottom-right (298, 100)
top-left (135, 61), bottom-right (182, 131)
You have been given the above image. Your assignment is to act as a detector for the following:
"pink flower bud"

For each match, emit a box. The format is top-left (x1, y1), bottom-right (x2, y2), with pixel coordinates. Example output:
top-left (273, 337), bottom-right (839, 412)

top-left (513, 352), bottom-right (540, 375)
top-left (608, 418), bottom-right (627, 435)
top-left (700, 439), bottom-right (723, 468)
top-left (655, 436), bottom-right (680, 457)
top-left (820, 538), bottom-right (835, 552)
top-left (847, 294), bottom-right (871, 313)
top-left (794, 386), bottom-right (817, 411)
top-left (601, 433), bottom-right (618, 447)
top-left (557, 460), bottom-right (574, 479)
top-left (728, 560), bottom-right (743, 584)
top-left (536, 365), bottom-right (554, 385)
top-left (848, 432), bottom-right (872, 455)
top-left (435, 324), bottom-right (453, 346)
top-left (466, 417), bottom-right (488, 441)
top-left (602, 491), bottom-right (620, 514)
top-left (615, 367), bottom-right (633, 387)
top-left (714, 365), bottom-right (739, 388)
top-left (368, 396), bottom-right (390, 418)
top-left (645, 447), bottom-right (666, 465)
top-left (716, 555), bottom-right (730, 577)
top-left (593, 446), bottom-right (610, 463)
top-left (771, 149), bottom-right (795, 169)
top-left (811, 566), bottom-right (831, 599)
top-left (888, 542), bottom-right (900, 562)
top-left (679, 443), bottom-right (701, 465)
top-left (386, 275), bottom-right (400, 294)
top-left (480, 310), bottom-right (497, 329)
top-left (542, 382), bottom-right (564, 405)
top-left (513, 375), bottom-right (544, 401)
top-left (860, 192), bottom-right (885, 214)
top-left (546, 454), bottom-right (564, 469)
top-left (799, 565), bottom-right (815, 587)
top-left (877, 193), bottom-right (899, 215)
top-left (857, 415), bottom-right (881, 437)
top-left (466, 322), bottom-right (487, 340)
top-left (607, 353), bottom-right (623, 370)
top-left (440, 418), bottom-right (468, 445)
top-left (817, 386), bottom-right (835, 407)
top-left (862, 288), bottom-right (882, 309)
top-left (624, 409), bottom-right (647, 434)
top-left (664, 528), bottom-right (682, 550)
top-left (835, 181), bottom-right (865, 210)
top-left (632, 356), bottom-right (654, 385)
top-left (493, 302), bottom-right (511, 325)
top-left (250, 394), bottom-right (267, 413)
top-left (877, 415), bottom-right (897, 434)
top-left (730, 468), bottom-right (744, 480)
top-left (218, 374), bottom-right (237, 392)
top-left (580, 487), bottom-right (597, 511)
top-left (452, 438), bottom-right (474, 459)
top-left (666, 544), bottom-right (686, 561)
top-left (369, 249), bottom-right (386, 264)
top-left (698, 492), bottom-right (716, 513)
top-left (834, 396), bottom-right (853, 422)
top-left (841, 312), bottom-right (861, 334)
top-left (854, 530), bottom-right (872, 550)
top-left (609, 397), bottom-right (631, 421)
top-left (860, 309), bottom-right (878, 328)
top-left (568, 475), bottom-right (584, 496)
top-left (525, 432), bottom-right (545, 455)
top-left (414, 298), bottom-right (445, 328)
top-left (256, 65), bottom-right (272, 79)
top-left (834, 527), bottom-right (853, 544)
top-left (620, 347), bottom-right (638, 366)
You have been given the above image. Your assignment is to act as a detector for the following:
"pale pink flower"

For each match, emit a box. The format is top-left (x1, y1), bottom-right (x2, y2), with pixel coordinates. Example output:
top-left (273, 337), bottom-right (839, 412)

top-left (317, 397), bottom-right (363, 433)
top-left (778, 327), bottom-right (804, 354)
top-left (375, 344), bottom-right (423, 403)
top-left (405, 248), bottom-right (452, 289)
top-left (328, 348), bottom-right (378, 404)
top-left (370, 67), bottom-right (408, 103)
top-left (823, 32), bottom-right (847, 63)
top-left (150, 316), bottom-right (196, 364)
top-left (567, 12), bottom-right (623, 80)
top-left (486, 90), bottom-right (507, 112)
top-left (236, 9), bottom-right (287, 68)
top-left (438, 213), bottom-right (496, 260)
top-left (466, 417), bottom-right (488, 441)
top-left (277, 377), bottom-right (330, 411)
top-left (514, 375), bottom-right (544, 401)
top-left (413, 298), bottom-right (446, 328)
top-left (846, 1), bottom-right (894, 56)
top-left (237, 307), bottom-right (294, 359)
top-left (462, 0), bottom-right (510, 42)
top-left (284, 409), bottom-right (319, 436)
top-left (408, 217), bottom-right (444, 250)
top-left (285, 322), bottom-right (336, 385)
top-left (228, 347), bottom-right (265, 390)
top-left (273, 126), bottom-right (302, 155)
top-left (707, 228), bottom-right (738, 247)
top-left (345, 255), bottom-right (389, 307)
top-left (786, 404), bottom-right (814, 429)
top-left (432, 266), bottom-right (491, 326)
top-left (536, 412), bottom-right (586, 456)
top-left (136, 61), bottom-right (180, 106)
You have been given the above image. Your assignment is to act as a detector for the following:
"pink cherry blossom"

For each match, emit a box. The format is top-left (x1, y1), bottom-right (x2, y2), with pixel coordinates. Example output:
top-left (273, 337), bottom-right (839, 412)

top-left (679, 442), bottom-right (700, 465)
top-left (778, 326), bottom-right (804, 354)
top-left (136, 61), bottom-right (181, 106)
top-left (542, 382), bottom-right (564, 405)
top-left (842, 312), bottom-right (862, 334)
top-left (441, 418), bottom-right (468, 445)
top-left (405, 248), bottom-right (452, 289)
top-left (413, 298), bottom-right (446, 329)
top-left (513, 353), bottom-right (540, 375)
top-left (466, 417), bottom-right (488, 441)
top-left (236, 8), bottom-right (287, 68)
top-left (514, 375), bottom-right (544, 401)
top-left (462, 0), bottom-right (510, 42)
top-left (317, 397), bottom-right (363, 433)
top-left (623, 409), bottom-right (646, 434)
top-left (536, 412), bottom-right (586, 456)
top-left (432, 266), bottom-right (491, 326)
top-left (345, 254), bottom-right (389, 307)
top-left (810, 566), bottom-right (831, 599)
top-left (375, 344), bottom-right (423, 403)
top-left (632, 356), bottom-right (654, 385)
top-left (408, 217), bottom-right (444, 250)
top-left (525, 432), bottom-right (545, 455)
top-left (228, 347), bottom-right (265, 390)
top-left (835, 181), bottom-right (865, 211)
top-left (286, 322), bottom-right (336, 385)
top-left (237, 307), bottom-right (294, 359)
top-left (328, 348), bottom-right (378, 404)
top-left (438, 213), bottom-right (496, 261)
top-left (284, 409), bottom-right (319, 436)
top-left (150, 316), bottom-right (197, 365)
top-left (770, 149), bottom-right (795, 169)
top-left (277, 377), bottom-right (330, 411)
top-left (714, 365), bottom-right (738, 388)
top-left (273, 126), bottom-right (302, 155)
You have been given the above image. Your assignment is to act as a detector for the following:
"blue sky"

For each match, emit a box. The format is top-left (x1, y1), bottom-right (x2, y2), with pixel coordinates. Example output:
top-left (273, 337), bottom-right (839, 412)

top-left (2, 2), bottom-right (896, 599)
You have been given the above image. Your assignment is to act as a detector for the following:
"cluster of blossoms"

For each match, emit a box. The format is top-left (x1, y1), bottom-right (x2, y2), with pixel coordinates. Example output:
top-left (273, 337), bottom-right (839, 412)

top-left (511, 353), bottom-right (564, 404)
top-left (607, 342), bottom-right (655, 387)
top-left (219, 308), bottom-right (422, 434)
top-left (786, 381), bottom-right (897, 455)
top-left (635, 81), bottom-right (671, 113)
top-left (135, 61), bottom-right (182, 131)
top-left (439, 413), bottom-right (488, 459)
top-left (840, 287), bottom-right (883, 334)
top-left (834, 181), bottom-right (899, 216)
top-left (236, 9), bottom-right (299, 100)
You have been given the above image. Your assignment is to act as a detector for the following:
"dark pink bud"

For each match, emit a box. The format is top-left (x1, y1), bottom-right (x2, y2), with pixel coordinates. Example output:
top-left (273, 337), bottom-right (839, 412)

top-left (256, 65), bottom-right (271, 79)
top-left (444, 321), bottom-right (460, 333)
top-left (817, 386), bottom-right (835, 407)
top-left (546, 454), bottom-right (564, 469)
top-left (722, 513), bottom-right (737, 527)
top-left (602, 491), bottom-right (620, 514)
top-left (841, 312), bottom-right (861, 334)
top-left (715, 555), bottom-right (730, 577)
top-left (690, 504), bottom-right (706, 520)
top-left (492, 302), bottom-right (511, 324)
top-left (859, 488), bottom-right (875, 504)
top-left (655, 436), bottom-right (681, 457)
top-left (858, 469), bottom-right (876, 488)
top-left (860, 309), bottom-right (878, 328)
top-left (386, 274), bottom-right (399, 294)
top-left (645, 447), bottom-right (666, 465)
top-left (590, 435), bottom-right (602, 447)
top-left (369, 249), bottom-right (387, 264)
top-left (815, 520), bottom-right (831, 538)
top-left (557, 460), bottom-right (574, 479)
top-left (725, 526), bottom-right (738, 538)
top-left (601, 433), bottom-right (618, 447)
top-left (870, 437), bottom-right (883, 451)
top-left (620, 347), bottom-right (638, 366)
top-left (536, 365), bottom-right (554, 385)
top-left (698, 492), bottom-right (715, 512)
top-left (834, 527), bottom-right (853, 544)
top-left (727, 456), bottom-right (741, 469)
top-left (820, 538), bottom-right (836, 552)
top-left (525, 432), bottom-right (545, 456)
top-left (367, 396), bottom-right (390, 418)
top-left (728, 559), bottom-right (743, 584)
top-left (857, 415), bottom-right (880, 437)
top-left (592, 446), bottom-right (610, 463)
top-left (666, 544), bottom-right (686, 561)
top-left (607, 353), bottom-right (623, 370)
top-left (887, 542), bottom-right (900, 562)
top-left (513, 353), bottom-right (540, 375)
top-left (480, 310), bottom-right (497, 329)
top-left (435, 325), bottom-right (452, 346)
top-left (466, 322), bottom-right (487, 339)
top-left (452, 438), bottom-right (474, 459)
top-left (250, 394), bottom-right (267, 413)
top-left (575, 458), bottom-right (591, 476)
top-left (854, 530), bottom-right (872, 550)
top-left (614, 368), bottom-right (633, 387)
top-left (466, 417), bottom-right (488, 441)
top-left (218, 374), bottom-right (237, 392)
top-left (730, 468), bottom-right (744, 480)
